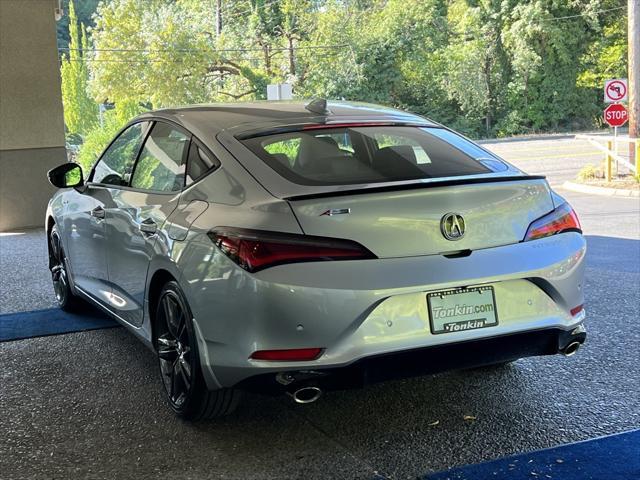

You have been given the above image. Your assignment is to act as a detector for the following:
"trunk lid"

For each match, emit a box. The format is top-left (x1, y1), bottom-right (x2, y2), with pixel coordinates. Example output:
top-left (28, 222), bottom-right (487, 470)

top-left (288, 178), bottom-right (553, 257)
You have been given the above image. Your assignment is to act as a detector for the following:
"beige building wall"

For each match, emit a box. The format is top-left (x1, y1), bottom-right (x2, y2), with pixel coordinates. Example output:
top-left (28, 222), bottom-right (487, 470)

top-left (0, 0), bottom-right (67, 231)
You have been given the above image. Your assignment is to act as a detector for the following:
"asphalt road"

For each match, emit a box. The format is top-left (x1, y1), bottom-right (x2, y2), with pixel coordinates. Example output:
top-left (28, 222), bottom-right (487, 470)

top-left (0, 136), bottom-right (639, 480)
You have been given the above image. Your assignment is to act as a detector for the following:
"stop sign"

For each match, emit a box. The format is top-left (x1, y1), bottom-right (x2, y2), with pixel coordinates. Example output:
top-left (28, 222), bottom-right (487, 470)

top-left (604, 103), bottom-right (628, 127)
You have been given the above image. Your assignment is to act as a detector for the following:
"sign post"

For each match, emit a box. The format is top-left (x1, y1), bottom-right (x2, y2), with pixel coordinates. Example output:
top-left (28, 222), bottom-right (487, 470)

top-left (605, 77), bottom-right (631, 175)
top-left (629, 0), bottom-right (639, 166)
top-left (603, 103), bottom-right (629, 179)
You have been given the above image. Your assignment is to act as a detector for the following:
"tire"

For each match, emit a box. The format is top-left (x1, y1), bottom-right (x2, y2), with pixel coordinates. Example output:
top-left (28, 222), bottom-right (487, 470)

top-left (155, 281), bottom-right (241, 420)
top-left (49, 224), bottom-right (85, 312)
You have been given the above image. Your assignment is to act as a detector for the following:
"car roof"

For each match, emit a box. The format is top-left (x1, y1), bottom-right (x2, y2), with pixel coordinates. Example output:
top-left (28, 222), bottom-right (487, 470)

top-left (135, 100), bottom-right (436, 139)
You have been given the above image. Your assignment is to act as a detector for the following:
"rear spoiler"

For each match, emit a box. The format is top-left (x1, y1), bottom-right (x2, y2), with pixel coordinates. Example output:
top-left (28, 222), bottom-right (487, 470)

top-left (284, 175), bottom-right (547, 201)
top-left (235, 121), bottom-right (433, 140)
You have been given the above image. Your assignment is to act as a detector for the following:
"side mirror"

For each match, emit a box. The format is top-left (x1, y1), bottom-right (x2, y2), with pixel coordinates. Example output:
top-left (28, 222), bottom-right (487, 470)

top-left (47, 163), bottom-right (84, 189)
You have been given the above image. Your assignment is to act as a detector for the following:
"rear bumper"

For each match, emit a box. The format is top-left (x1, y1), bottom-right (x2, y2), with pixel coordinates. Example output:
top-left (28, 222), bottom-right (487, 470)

top-left (237, 325), bottom-right (587, 394)
top-left (180, 231), bottom-right (586, 389)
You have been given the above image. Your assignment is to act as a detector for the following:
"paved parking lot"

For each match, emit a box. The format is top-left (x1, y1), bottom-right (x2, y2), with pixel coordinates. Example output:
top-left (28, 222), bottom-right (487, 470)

top-left (1, 136), bottom-right (639, 479)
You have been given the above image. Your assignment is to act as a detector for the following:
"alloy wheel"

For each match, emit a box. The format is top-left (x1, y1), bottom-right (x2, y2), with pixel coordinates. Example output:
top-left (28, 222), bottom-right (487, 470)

top-left (50, 231), bottom-right (68, 305)
top-left (157, 291), bottom-right (193, 408)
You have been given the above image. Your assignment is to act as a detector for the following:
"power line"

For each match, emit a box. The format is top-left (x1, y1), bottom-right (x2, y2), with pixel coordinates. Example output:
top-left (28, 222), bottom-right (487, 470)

top-left (58, 52), bottom-right (346, 64)
top-left (448, 4), bottom-right (628, 43)
top-left (59, 57), bottom-right (266, 63)
top-left (546, 5), bottom-right (626, 21)
top-left (58, 44), bottom-right (349, 54)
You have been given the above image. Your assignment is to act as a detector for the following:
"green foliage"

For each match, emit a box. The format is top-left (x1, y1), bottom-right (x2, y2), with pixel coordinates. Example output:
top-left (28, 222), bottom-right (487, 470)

top-left (577, 163), bottom-right (600, 182)
top-left (60, 0), bottom-right (98, 137)
top-left (56, 0), bottom-right (100, 51)
top-left (64, 165), bottom-right (83, 186)
top-left (75, 100), bottom-right (145, 173)
top-left (60, 0), bottom-right (628, 142)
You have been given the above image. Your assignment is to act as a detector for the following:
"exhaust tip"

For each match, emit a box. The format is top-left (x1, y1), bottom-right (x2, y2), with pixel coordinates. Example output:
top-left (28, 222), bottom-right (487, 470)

top-left (563, 341), bottom-right (581, 357)
top-left (290, 386), bottom-right (322, 404)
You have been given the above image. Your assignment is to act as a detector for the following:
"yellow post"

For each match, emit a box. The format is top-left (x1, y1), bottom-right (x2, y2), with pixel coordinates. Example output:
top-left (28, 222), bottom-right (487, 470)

top-left (606, 140), bottom-right (613, 181)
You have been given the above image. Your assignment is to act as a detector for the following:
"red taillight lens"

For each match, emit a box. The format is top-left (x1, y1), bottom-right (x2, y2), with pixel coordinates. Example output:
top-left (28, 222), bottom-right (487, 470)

top-left (570, 304), bottom-right (584, 316)
top-left (208, 228), bottom-right (376, 272)
top-left (250, 348), bottom-right (323, 361)
top-left (524, 203), bottom-right (582, 241)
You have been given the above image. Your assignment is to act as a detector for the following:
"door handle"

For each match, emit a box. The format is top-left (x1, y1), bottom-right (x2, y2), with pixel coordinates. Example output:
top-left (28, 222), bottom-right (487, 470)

top-left (90, 206), bottom-right (105, 219)
top-left (139, 218), bottom-right (157, 236)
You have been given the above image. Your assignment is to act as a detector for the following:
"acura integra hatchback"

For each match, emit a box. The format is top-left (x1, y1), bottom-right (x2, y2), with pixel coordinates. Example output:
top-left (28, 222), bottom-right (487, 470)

top-left (46, 100), bottom-right (587, 419)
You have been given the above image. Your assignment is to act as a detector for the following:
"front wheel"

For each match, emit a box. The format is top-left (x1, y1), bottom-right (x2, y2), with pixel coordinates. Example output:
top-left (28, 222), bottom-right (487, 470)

top-left (49, 225), bottom-right (84, 312)
top-left (155, 281), bottom-right (241, 420)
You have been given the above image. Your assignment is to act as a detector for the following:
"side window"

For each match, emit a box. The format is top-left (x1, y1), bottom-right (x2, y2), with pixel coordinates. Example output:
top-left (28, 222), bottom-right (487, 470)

top-left (186, 140), bottom-right (220, 185)
top-left (93, 122), bottom-right (147, 185)
top-left (131, 122), bottom-right (189, 192)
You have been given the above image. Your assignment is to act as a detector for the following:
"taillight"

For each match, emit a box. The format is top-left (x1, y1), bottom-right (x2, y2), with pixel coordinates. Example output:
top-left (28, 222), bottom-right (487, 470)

top-left (208, 228), bottom-right (376, 272)
top-left (524, 203), bottom-right (582, 241)
top-left (250, 348), bottom-right (323, 361)
top-left (570, 304), bottom-right (584, 316)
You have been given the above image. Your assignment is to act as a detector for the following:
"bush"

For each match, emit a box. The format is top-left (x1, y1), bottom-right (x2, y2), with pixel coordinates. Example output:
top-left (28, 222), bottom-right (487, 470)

top-left (576, 164), bottom-right (600, 182)
top-left (495, 111), bottom-right (530, 138)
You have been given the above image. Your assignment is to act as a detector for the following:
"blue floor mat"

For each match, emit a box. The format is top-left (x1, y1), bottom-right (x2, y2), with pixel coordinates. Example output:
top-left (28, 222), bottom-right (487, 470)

top-left (423, 429), bottom-right (640, 480)
top-left (0, 306), bottom-right (118, 342)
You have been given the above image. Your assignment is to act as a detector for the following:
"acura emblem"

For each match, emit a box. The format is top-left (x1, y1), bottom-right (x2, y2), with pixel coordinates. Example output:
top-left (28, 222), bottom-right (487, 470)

top-left (441, 213), bottom-right (465, 240)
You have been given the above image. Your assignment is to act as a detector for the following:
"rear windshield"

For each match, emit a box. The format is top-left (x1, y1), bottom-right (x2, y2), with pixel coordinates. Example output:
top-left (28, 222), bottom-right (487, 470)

top-left (240, 126), bottom-right (500, 186)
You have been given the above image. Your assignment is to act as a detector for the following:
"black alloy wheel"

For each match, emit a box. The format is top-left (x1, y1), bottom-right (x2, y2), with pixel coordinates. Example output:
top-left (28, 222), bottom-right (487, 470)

top-left (155, 281), bottom-right (241, 420)
top-left (49, 225), bottom-right (83, 311)
top-left (157, 288), bottom-right (194, 408)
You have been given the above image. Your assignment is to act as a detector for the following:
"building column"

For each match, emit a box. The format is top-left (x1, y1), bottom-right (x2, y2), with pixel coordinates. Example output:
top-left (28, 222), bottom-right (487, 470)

top-left (0, 0), bottom-right (66, 232)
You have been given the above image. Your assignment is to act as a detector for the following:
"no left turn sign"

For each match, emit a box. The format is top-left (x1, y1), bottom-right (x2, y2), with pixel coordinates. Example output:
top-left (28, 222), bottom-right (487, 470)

top-left (604, 79), bottom-right (628, 103)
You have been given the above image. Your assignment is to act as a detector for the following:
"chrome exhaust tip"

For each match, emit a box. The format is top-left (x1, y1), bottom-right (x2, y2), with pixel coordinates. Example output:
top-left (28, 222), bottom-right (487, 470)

top-left (562, 341), bottom-right (581, 357)
top-left (288, 386), bottom-right (322, 404)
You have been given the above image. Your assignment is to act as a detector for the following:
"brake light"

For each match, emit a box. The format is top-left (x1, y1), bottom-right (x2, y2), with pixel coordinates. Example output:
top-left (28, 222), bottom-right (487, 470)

top-left (208, 228), bottom-right (376, 272)
top-left (524, 203), bottom-right (581, 241)
top-left (250, 348), bottom-right (323, 361)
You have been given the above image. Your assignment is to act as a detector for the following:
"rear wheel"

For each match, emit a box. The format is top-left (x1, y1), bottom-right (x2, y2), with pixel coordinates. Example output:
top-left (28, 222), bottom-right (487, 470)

top-left (155, 281), bottom-right (241, 420)
top-left (49, 225), bottom-right (84, 312)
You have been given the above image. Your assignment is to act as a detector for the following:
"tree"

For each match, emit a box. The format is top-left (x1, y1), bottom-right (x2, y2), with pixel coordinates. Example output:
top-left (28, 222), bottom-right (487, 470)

top-left (64, 0), bottom-right (628, 141)
top-left (56, 0), bottom-right (100, 51)
top-left (60, 0), bottom-right (98, 138)
top-left (75, 99), bottom-right (143, 173)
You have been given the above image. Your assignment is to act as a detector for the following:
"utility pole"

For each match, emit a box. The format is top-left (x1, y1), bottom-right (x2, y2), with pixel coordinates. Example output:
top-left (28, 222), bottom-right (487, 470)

top-left (629, 0), bottom-right (639, 164)
top-left (216, 0), bottom-right (222, 37)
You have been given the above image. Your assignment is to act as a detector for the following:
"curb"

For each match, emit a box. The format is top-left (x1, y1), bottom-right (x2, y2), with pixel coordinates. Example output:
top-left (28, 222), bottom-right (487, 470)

top-left (562, 181), bottom-right (640, 198)
top-left (477, 131), bottom-right (607, 145)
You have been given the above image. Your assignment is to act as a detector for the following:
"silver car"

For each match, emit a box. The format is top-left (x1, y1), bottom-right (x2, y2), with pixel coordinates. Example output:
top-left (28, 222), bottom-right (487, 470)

top-left (46, 100), bottom-right (587, 420)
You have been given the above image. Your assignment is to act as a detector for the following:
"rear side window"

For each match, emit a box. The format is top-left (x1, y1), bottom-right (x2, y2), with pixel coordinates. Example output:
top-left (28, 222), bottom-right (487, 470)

top-left (131, 122), bottom-right (189, 192)
top-left (241, 126), bottom-right (492, 186)
top-left (93, 122), bottom-right (148, 186)
top-left (186, 139), bottom-right (220, 185)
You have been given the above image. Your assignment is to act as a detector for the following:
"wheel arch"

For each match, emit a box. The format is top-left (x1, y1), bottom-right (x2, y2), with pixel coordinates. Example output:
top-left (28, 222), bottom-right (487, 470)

top-left (46, 216), bottom-right (56, 269)
top-left (146, 268), bottom-right (179, 349)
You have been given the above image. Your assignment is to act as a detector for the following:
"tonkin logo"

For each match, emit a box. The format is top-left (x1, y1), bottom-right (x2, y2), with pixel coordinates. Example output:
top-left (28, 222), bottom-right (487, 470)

top-left (441, 213), bottom-right (465, 240)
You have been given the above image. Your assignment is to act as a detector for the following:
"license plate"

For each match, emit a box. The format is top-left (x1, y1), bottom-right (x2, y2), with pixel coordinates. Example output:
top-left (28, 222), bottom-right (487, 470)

top-left (427, 286), bottom-right (498, 334)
